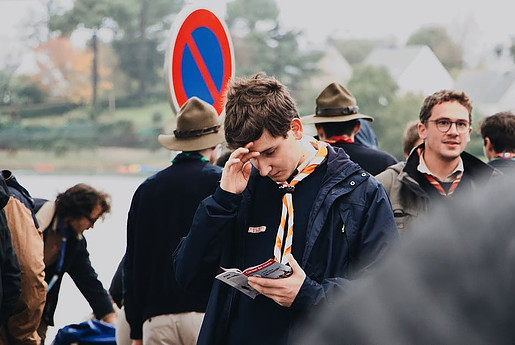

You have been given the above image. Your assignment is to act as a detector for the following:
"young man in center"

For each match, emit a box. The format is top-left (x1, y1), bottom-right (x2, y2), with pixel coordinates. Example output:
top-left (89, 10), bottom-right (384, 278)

top-left (173, 73), bottom-right (398, 345)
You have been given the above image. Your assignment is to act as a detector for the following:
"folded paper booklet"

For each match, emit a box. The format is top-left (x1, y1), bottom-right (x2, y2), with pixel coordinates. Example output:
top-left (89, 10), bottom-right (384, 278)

top-left (215, 258), bottom-right (293, 299)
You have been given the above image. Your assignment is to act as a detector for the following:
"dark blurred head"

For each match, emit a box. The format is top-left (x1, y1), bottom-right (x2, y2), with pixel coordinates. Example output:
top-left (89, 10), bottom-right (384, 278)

top-left (296, 174), bottom-right (515, 345)
top-left (402, 120), bottom-right (422, 158)
top-left (479, 111), bottom-right (515, 154)
top-left (315, 120), bottom-right (359, 138)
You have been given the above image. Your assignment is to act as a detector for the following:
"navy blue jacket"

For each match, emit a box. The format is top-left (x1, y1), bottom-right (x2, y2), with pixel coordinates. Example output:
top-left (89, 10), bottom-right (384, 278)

top-left (331, 141), bottom-right (398, 176)
top-left (123, 153), bottom-right (222, 339)
top-left (173, 145), bottom-right (398, 345)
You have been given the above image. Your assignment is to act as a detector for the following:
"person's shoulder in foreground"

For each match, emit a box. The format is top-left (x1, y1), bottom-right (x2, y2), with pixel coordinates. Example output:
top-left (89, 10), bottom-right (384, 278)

top-left (295, 172), bottom-right (515, 345)
top-left (0, 177), bottom-right (21, 326)
top-left (479, 110), bottom-right (515, 174)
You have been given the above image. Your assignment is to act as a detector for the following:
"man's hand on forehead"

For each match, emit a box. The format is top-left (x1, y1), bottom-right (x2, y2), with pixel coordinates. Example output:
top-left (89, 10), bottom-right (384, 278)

top-left (220, 143), bottom-right (260, 194)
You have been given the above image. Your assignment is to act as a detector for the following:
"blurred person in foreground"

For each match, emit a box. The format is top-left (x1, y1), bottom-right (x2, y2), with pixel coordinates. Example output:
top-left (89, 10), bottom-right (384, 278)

top-left (0, 177), bottom-right (21, 327)
top-left (173, 73), bottom-right (398, 345)
top-left (302, 82), bottom-right (398, 176)
top-left (479, 110), bottom-right (515, 173)
top-left (34, 183), bottom-right (116, 342)
top-left (296, 174), bottom-right (515, 345)
top-left (375, 90), bottom-right (499, 236)
top-left (123, 97), bottom-right (224, 345)
top-left (0, 170), bottom-right (46, 345)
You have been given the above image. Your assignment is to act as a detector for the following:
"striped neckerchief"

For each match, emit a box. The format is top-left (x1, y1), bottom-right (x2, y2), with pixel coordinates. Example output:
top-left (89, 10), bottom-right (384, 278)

top-left (416, 147), bottom-right (463, 197)
top-left (324, 135), bottom-right (354, 144)
top-left (493, 152), bottom-right (515, 160)
top-left (274, 141), bottom-right (328, 264)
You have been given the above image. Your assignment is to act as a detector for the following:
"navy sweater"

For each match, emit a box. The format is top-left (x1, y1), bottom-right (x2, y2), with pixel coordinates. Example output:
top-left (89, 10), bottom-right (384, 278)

top-left (123, 153), bottom-right (222, 339)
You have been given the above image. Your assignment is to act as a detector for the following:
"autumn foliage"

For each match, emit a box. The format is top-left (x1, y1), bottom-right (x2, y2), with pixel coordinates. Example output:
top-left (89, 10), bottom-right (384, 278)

top-left (33, 37), bottom-right (112, 104)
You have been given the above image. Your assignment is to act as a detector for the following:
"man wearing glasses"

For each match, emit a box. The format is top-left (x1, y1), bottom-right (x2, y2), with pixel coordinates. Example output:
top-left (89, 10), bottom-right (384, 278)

top-left (376, 90), bottom-right (499, 236)
top-left (34, 183), bottom-right (116, 342)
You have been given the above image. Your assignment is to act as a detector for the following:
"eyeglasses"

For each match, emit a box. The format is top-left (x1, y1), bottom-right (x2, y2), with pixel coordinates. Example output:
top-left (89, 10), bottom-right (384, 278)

top-left (427, 118), bottom-right (470, 134)
top-left (84, 214), bottom-right (100, 227)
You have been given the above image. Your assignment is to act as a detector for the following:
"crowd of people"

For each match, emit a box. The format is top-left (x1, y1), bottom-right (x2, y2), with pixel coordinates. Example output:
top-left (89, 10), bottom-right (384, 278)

top-left (0, 71), bottom-right (514, 345)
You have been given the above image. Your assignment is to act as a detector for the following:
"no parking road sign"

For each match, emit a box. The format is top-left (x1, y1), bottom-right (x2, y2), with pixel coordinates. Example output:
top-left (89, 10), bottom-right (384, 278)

top-left (165, 7), bottom-right (234, 116)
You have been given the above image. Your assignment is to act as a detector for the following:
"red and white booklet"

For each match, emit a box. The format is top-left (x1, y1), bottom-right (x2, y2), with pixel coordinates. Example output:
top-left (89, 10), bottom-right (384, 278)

top-left (215, 258), bottom-right (293, 299)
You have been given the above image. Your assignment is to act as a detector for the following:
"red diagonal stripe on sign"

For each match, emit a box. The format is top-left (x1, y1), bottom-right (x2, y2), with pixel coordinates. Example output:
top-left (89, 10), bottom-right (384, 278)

top-left (186, 34), bottom-right (220, 101)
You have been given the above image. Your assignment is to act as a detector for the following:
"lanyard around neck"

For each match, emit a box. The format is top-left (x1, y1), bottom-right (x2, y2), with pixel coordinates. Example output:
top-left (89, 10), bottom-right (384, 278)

top-left (47, 218), bottom-right (68, 291)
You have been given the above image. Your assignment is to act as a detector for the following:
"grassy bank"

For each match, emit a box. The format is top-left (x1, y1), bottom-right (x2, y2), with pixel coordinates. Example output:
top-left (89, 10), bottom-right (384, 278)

top-left (1, 147), bottom-right (173, 174)
top-left (1, 100), bottom-right (183, 174)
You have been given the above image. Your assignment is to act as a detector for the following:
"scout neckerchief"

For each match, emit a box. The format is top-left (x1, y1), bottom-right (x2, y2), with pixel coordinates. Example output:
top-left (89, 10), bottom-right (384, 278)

top-left (274, 142), bottom-right (328, 264)
top-left (493, 152), bottom-right (515, 160)
top-left (47, 218), bottom-right (68, 291)
top-left (171, 152), bottom-right (209, 164)
top-left (417, 147), bottom-right (462, 197)
top-left (324, 135), bottom-right (354, 144)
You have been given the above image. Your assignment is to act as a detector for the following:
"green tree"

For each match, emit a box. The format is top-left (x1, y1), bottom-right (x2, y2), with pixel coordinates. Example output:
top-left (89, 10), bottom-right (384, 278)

top-left (0, 65), bottom-right (19, 105)
top-left (110, 0), bottom-right (184, 104)
top-left (225, 0), bottom-right (323, 108)
top-left (407, 25), bottom-right (463, 71)
top-left (510, 43), bottom-right (515, 64)
top-left (374, 93), bottom-right (424, 159)
top-left (8, 76), bottom-right (48, 105)
top-left (347, 65), bottom-right (398, 116)
top-left (48, 1), bottom-right (125, 111)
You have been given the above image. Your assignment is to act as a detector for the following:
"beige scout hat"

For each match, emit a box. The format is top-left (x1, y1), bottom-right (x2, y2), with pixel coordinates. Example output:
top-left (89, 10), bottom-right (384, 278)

top-left (158, 97), bottom-right (225, 151)
top-left (301, 82), bottom-right (374, 124)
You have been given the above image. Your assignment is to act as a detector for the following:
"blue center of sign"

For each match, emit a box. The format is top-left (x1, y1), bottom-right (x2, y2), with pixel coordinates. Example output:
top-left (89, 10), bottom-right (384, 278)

top-left (182, 27), bottom-right (224, 104)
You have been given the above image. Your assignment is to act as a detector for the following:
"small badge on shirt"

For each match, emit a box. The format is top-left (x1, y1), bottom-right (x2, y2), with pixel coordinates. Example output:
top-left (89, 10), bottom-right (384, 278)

top-left (248, 225), bottom-right (267, 234)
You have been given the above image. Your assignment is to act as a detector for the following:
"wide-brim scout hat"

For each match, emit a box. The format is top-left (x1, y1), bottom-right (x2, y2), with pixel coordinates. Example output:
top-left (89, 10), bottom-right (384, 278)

top-left (301, 82), bottom-right (374, 124)
top-left (158, 97), bottom-right (225, 151)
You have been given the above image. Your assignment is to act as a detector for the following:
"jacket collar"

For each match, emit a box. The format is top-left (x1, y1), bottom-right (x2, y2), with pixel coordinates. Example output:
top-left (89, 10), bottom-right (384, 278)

top-left (36, 201), bottom-right (56, 234)
top-left (403, 143), bottom-right (497, 184)
top-left (36, 200), bottom-right (83, 239)
top-left (302, 145), bottom-right (368, 266)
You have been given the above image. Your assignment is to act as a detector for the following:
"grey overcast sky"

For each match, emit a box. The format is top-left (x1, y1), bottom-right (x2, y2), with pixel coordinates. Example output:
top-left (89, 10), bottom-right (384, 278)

top-left (1, 0), bottom-right (514, 66)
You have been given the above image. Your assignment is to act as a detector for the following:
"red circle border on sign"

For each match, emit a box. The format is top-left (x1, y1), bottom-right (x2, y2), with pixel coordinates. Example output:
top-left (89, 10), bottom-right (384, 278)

top-left (169, 8), bottom-right (233, 116)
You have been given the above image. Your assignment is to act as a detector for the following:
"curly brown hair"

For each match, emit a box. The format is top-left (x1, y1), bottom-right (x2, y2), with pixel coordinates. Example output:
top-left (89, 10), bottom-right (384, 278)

top-left (55, 183), bottom-right (111, 220)
top-left (223, 72), bottom-right (299, 149)
top-left (419, 90), bottom-right (472, 124)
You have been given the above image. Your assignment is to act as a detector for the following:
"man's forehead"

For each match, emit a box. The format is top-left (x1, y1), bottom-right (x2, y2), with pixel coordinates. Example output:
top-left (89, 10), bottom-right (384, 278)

top-left (248, 130), bottom-right (280, 153)
top-left (249, 140), bottom-right (277, 154)
top-left (431, 102), bottom-right (469, 119)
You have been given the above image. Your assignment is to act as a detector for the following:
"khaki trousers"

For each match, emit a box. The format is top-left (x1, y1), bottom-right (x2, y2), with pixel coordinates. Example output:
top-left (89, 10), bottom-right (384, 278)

top-left (142, 312), bottom-right (204, 345)
top-left (115, 307), bottom-right (131, 345)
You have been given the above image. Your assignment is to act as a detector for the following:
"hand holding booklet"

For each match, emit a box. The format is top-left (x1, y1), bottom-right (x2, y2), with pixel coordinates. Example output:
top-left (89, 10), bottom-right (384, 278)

top-left (215, 258), bottom-right (293, 299)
